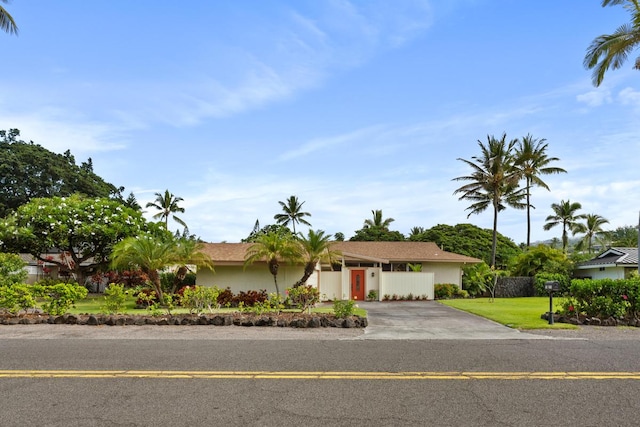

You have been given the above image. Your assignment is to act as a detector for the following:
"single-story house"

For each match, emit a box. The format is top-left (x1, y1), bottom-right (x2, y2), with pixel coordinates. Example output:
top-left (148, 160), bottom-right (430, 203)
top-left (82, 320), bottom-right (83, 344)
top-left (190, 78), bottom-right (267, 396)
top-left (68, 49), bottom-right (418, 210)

top-left (197, 241), bottom-right (481, 301)
top-left (574, 247), bottom-right (639, 280)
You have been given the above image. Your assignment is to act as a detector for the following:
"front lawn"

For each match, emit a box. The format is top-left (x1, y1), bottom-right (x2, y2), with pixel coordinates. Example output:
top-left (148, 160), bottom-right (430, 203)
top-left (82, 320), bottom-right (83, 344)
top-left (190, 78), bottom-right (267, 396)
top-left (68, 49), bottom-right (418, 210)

top-left (438, 297), bottom-right (577, 330)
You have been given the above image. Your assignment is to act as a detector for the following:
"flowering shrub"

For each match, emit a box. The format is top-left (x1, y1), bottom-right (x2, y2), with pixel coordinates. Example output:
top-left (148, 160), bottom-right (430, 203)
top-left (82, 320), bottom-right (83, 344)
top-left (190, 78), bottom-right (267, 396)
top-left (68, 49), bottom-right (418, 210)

top-left (561, 278), bottom-right (640, 319)
top-left (180, 285), bottom-right (221, 314)
top-left (287, 285), bottom-right (320, 313)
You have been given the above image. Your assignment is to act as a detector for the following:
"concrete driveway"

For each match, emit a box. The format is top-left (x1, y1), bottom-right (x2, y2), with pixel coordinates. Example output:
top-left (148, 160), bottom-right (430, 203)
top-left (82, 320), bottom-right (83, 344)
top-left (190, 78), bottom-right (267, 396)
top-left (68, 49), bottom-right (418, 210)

top-left (358, 300), bottom-right (549, 340)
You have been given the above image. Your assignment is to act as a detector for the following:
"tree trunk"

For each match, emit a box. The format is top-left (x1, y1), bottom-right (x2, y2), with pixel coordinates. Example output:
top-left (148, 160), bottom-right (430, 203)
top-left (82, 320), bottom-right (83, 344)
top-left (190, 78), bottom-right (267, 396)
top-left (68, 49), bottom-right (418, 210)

top-left (491, 203), bottom-right (498, 269)
top-left (171, 265), bottom-right (189, 294)
top-left (148, 270), bottom-right (164, 304)
top-left (526, 179), bottom-right (531, 248)
top-left (293, 262), bottom-right (315, 288)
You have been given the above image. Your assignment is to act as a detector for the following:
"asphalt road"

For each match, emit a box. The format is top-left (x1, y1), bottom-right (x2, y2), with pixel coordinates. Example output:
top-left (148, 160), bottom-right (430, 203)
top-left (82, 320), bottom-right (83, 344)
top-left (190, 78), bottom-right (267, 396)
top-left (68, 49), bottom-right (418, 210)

top-left (2, 302), bottom-right (640, 426)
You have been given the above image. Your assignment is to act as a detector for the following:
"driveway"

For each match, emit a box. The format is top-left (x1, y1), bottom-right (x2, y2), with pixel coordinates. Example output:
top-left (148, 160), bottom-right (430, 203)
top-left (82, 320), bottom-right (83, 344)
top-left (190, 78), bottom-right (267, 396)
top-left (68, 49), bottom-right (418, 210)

top-left (358, 300), bottom-right (550, 340)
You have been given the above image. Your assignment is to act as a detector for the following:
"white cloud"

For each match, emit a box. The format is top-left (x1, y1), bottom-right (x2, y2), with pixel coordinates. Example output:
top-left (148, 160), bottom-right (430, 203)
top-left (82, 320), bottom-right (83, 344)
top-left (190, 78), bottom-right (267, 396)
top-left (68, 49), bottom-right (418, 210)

top-left (617, 87), bottom-right (640, 106)
top-left (576, 89), bottom-right (612, 107)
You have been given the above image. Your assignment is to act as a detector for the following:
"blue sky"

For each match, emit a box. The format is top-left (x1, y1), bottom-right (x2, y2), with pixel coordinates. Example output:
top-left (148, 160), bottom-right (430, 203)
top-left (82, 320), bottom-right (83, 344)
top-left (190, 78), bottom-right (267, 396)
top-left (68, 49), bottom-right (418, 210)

top-left (2, 1), bottom-right (639, 244)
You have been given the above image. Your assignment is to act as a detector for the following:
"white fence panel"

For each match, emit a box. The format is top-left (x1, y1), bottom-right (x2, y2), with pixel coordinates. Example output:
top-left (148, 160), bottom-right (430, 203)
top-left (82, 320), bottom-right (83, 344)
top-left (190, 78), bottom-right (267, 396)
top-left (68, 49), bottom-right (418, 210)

top-left (319, 271), bottom-right (342, 301)
top-left (380, 272), bottom-right (434, 300)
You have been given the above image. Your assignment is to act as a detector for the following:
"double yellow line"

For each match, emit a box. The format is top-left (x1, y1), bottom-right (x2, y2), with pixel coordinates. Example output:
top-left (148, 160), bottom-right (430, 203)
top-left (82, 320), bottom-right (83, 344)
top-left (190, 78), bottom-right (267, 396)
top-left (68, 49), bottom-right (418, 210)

top-left (1, 370), bottom-right (639, 380)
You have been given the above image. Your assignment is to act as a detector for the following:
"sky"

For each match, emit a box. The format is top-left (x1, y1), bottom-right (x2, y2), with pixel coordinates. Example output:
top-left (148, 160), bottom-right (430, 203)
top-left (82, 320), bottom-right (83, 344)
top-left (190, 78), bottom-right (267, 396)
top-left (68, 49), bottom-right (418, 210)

top-left (2, 1), bottom-right (639, 245)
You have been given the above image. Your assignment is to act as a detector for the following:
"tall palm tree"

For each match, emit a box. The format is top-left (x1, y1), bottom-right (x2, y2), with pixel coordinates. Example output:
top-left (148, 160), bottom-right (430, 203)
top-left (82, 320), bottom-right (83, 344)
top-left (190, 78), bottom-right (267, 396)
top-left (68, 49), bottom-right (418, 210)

top-left (244, 231), bottom-right (302, 296)
top-left (584, 0), bottom-right (640, 86)
top-left (110, 235), bottom-right (177, 304)
top-left (453, 133), bottom-right (526, 268)
top-left (0, 0), bottom-right (18, 35)
top-left (514, 135), bottom-right (566, 247)
top-left (543, 200), bottom-right (587, 253)
top-left (575, 213), bottom-right (610, 253)
top-left (364, 209), bottom-right (395, 230)
top-left (293, 229), bottom-right (341, 288)
top-left (146, 190), bottom-right (187, 230)
top-left (274, 195), bottom-right (312, 234)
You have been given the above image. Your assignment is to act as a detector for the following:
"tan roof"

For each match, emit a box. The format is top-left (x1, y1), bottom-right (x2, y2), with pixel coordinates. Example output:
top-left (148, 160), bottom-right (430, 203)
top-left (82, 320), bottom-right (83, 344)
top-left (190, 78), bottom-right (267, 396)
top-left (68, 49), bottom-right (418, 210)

top-left (201, 241), bottom-right (481, 265)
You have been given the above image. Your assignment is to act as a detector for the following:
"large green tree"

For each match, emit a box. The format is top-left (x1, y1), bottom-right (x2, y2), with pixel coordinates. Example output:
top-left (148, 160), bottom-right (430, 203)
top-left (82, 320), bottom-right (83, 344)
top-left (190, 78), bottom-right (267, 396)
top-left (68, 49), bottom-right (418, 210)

top-left (244, 231), bottom-right (301, 296)
top-left (350, 209), bottom-right (404, 241)
top-left (514, 135), bottom-right (566, 248)
top-left (364, 209), bottom-right (395, 229)
top-left (575, 213), bottom-right (610, 253)
top-left (543, 200), bottom-right (586, 253)
top-left (453, 133), bottom-right (526, 268)
top-left (0, 0), bottom-right (17, 35)
top-left (145, 190), bottom-right (187, 231)
top-left (0, 129), bottom-right (122, 218)
top-left (410, 223), bottom-right (521, 268)
top-left (274, 195), bottom-right (312, 234)
top-left (0, 195), bottom-right (152, 283)
top-left (584, 0), bottom-right (640, 86)
top-left (601, 225), bottom-right (639, 247)
top-left (293, 229), bottom-right (341, 288)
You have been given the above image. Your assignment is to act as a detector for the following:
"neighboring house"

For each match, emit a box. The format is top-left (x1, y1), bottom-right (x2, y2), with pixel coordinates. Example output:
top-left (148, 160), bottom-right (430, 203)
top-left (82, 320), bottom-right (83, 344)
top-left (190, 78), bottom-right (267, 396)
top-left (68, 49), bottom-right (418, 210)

top-left (575, 247), bottom-right (639, 280)
top-left (197, 241), bottom-right (481, 301)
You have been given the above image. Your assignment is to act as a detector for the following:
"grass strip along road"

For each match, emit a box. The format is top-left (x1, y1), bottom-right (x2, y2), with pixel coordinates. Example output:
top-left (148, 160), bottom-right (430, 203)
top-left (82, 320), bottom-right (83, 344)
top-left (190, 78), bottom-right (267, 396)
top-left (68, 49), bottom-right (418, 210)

top-left (2, 370), bottom-right (640, 380)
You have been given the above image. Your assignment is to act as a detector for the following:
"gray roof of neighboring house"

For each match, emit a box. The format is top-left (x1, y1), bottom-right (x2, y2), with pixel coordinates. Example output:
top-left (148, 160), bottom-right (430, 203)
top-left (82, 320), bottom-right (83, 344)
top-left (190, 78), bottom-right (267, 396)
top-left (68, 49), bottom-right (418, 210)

top-left (577, 247), bottom-right (638, 268)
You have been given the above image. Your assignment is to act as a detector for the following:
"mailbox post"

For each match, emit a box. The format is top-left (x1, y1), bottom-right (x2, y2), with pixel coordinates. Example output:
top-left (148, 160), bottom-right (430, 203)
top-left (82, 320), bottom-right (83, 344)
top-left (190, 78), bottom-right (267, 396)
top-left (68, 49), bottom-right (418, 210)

top-left (544, 281), bottom-right (560, 325)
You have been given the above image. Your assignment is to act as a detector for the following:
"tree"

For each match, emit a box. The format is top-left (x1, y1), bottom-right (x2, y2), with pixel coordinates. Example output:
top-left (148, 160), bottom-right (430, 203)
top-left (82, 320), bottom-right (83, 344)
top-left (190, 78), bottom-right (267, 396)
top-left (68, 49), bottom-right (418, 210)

top-left (244, 231), bottom-right (302, 296)
top-left (410, 223), bottom-right (521, 268)
top-left (509, 245), bottom-right (572, 277)
top-left (514, 135), bottom-right (566, 247)
top-left (543, 200), bottom-right (586, 253)
top-left (453, 133), bottom-right (526, 268)
top-left (169, 238), bottom-right (214, 294)
top-left (584, 0), bottom-right (640, 86)
top-left (364, 209), bottom-right (395, 230)
top-left (0, 252), bottom-right (27, 287)
top-left (0, 129), bottom-right (122, 217)
top-left (146, 190), bottom-right (187, 231)
top-left (575, 214), bottom-right (610, 253)
top-left (0, 0), bottom-right (17, 35)
top-left (242, 223), bottom-right (293, 243)
top-left (409, 227), bottom-right (425, 238)
top-left (333, 232), bottom-right (345, 241)
top-left (0, 195), bottom-right (152, 284)
top-left (293, 229), bottom-right (341, 288)
top-left (601, 225), bottom-right (639, 247)
top-left (274, 195), bottom-right (312, 234)
top-left (110, 235), bottom-right (176, 304)
top-left (349, 227), bottom-right (405, 242)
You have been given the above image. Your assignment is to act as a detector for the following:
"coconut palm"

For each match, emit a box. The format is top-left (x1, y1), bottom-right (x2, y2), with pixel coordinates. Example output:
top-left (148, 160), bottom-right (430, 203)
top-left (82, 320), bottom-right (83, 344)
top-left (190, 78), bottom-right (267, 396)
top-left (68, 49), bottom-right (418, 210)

top-left (293, 229), bottom-right (341, 288)
top-left (110, 235), bottom-right (177, 304)
top-left (274, 195), bottom-right (312, 234)
top-left (169, 238), bottom-right (214, 293)
top-left (543, 200), bottom-right (587, 253)
top-left (146, 190), bottom-right (187, 230)
top-left (584, 0), bottom-right (640, 86)
top-left (575, 214), bottom-right (610, 253)
top-left (244, 231), bottom-right (302, 296)
top-left (0, 0), bottom-right (18, 35)
top-left (453, 133), bottom-right (526, 268)
top-left (364, 209), bottom-right (395, 230)
top-left (514, 135), bottom-right (566, 247)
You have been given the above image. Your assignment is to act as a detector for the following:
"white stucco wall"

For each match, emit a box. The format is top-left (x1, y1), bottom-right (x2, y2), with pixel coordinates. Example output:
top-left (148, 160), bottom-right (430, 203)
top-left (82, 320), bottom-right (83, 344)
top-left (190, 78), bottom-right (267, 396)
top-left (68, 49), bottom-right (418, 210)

top-left (576, 267), bottom-right (626, 280)
top-left (197, 265), bottom-right (305, 294)
top-left (423, 262), bottom-right (464, 286)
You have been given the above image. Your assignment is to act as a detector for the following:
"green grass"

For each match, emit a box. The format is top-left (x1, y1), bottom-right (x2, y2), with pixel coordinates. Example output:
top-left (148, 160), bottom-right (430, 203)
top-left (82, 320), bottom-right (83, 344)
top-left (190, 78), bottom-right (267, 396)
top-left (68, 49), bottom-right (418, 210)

top-left (68, 295), bottom-right (367, 317)
top-left (438, 297), bottom-right (577, 330)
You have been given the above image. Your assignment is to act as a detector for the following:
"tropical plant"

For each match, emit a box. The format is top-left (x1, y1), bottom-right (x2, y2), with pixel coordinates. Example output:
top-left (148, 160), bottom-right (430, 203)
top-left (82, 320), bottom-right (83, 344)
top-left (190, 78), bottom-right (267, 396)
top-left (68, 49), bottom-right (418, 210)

top-left (293, 229), bottom-right (341, 288)
top-left (600, 225), bottom-right (639, 247)
top-left (364, 209), bottom-right (395, 230)
top-left (0, 252), bottom-right (27, 287)
top-left (575, 214), bottom-right (610, 253)
top-left (514, 135), bottom-right (566, 247)
top-left (274, 195), bottom-right (312, 233)
top-left (509, 245), bottom-right (572, 277)
top-left (168, 238), bottom-right (214, 293)
top-left (409, 226), bottom-right (425, 238)
top-left (543, 200), bottom-right (587, 253)
top-left (584, 0), bottom-right (640, 86)
top-left (453, 133), bottom-right (526, 268)
top-left (0, 0), bottom-right (17, 35)
top-left (146, 189), bottom-right (187, 231)
top-left (244, 231), bottom-right (302, 296)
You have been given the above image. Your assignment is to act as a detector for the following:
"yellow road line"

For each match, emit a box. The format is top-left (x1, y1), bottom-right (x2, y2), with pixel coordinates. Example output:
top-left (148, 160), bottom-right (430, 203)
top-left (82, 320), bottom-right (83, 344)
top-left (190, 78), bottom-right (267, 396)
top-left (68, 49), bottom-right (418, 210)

top-left (0, 370), bottom-right (639, 380)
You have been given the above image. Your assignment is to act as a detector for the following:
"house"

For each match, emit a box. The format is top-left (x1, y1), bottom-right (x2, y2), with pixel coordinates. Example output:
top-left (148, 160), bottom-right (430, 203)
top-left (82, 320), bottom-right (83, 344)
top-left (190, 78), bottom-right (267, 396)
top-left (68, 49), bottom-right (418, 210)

top-left (575, 247), bottom-right (639, 280)
top-left (197, 241), bottom-right (481, 301)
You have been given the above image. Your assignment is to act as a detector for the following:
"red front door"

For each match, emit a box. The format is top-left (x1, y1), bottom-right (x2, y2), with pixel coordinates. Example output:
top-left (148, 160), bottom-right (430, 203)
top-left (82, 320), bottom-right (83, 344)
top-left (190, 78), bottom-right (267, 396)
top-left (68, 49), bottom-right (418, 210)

top-left (350, 269), bottom-right (366, 301)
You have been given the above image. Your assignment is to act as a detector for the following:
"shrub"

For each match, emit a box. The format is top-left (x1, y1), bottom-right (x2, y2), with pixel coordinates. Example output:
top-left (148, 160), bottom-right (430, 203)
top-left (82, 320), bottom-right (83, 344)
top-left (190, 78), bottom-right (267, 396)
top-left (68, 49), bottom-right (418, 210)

top-left (534, 272), bottom-right (570, 297)
top-left (102, 283), bottom-right (129, 314)
top-left (434, 283), bottom-right (466, 299)
top-left (180, 285), bottom-right (221, 314)
top-left (234, 289), bottom-right (268, 307)
top-left (566, 277), bottom-right (640, 319)
top-left (287, 285), bottom-right (320, 313)
top-left (135, 288), bottom-right (158, 307)
top-left (0, 284), bottom-right (38, 314)
top-left (0, 253), bottom-right (28, 287)
top-left (333, 299), bottom-right (355, 318)
top-left (38, 282), bottom-right (88, 316)
top-left (367, 290), bottom-right (379, 301)
top-left (217, 287), bottom-right (234, 307)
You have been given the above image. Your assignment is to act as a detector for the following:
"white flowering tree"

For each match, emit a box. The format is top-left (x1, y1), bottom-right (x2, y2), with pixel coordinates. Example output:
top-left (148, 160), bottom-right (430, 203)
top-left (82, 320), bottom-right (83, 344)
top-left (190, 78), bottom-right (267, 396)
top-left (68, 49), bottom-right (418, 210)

top-left (0, 195), bottom-right (154, 283)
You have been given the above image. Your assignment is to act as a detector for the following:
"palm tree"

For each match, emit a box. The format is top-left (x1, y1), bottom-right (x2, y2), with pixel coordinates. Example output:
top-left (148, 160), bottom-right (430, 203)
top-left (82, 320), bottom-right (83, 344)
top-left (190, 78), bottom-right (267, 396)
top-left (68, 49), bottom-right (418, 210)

top-left (543, 200), bottom-right (587, 253)
top-left (514, 135), bottom-right (566, 247)
top-left (244, 231), bottom-right (302, 296)
top-left (293, 229), bottom-right (341, 288)
top-left (453, 133), bottom-right (526, 268)
top-left (584, 0), bottom-right (640, 86)
top-left (169, 238), bottom-right (215, 293)
top-left (0, 0), bottom-right (18, 35)
top-left (364, 209), bottom-right (395, 230)
top-left (110, 235), bottom-right (177, 304)
top-left (575, 214), bottom-right (610, 253)
top-left (274, 195), bottom-right (312, 234)
top-left (146, 190), bottom-right (187, 230)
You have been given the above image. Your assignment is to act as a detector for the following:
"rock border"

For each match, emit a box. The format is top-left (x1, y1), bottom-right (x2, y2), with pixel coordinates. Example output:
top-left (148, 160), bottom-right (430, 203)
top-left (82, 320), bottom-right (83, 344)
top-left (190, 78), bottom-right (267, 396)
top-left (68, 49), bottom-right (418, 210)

top-left (0, 312), bottom-right (368, 328)
top-left (541, 312), bottom-right (640, 327)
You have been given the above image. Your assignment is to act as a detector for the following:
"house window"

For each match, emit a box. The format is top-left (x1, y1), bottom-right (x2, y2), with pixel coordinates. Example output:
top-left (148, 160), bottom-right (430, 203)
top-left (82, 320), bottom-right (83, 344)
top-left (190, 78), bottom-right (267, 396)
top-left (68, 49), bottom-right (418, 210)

top-left (599, 267), bottom-right (605, 271)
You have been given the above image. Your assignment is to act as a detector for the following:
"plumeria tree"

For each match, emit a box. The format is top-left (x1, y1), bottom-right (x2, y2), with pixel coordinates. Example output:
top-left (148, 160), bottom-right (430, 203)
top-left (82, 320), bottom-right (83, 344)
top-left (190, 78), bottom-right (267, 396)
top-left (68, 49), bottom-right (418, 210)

top-left (0, 195), bottom-right (153, 283)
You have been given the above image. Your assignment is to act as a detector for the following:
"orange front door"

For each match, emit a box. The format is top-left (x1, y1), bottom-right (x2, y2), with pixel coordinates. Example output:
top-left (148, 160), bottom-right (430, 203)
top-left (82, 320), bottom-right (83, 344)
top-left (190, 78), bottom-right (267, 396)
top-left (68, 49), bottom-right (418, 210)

top-left (350, 269), bottom-right (366, 301)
